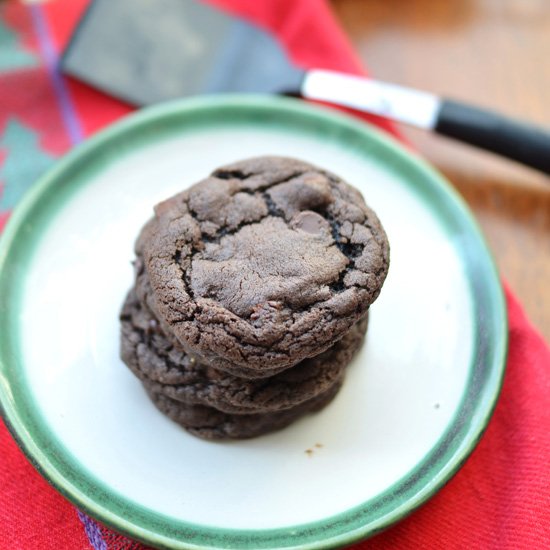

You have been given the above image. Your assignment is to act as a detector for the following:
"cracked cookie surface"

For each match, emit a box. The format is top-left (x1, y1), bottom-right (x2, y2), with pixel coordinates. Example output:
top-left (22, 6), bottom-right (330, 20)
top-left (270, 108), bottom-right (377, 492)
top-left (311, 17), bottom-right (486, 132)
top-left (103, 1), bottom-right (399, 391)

top-left (136, 156), bottom-right (389, 377)
top-left (120, 289), bottom-right (368, 414)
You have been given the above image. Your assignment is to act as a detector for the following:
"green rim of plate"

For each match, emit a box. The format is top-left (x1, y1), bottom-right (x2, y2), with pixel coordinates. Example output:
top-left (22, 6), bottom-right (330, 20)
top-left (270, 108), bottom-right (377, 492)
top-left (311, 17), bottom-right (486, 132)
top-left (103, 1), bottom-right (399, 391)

top-left (0, 95), bottom-right (507, 549)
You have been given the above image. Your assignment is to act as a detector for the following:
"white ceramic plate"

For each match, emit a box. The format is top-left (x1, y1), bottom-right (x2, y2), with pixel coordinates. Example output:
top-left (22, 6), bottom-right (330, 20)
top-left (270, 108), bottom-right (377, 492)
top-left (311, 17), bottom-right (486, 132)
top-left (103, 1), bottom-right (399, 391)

top-left (0, 96), bottom-right (507, 549)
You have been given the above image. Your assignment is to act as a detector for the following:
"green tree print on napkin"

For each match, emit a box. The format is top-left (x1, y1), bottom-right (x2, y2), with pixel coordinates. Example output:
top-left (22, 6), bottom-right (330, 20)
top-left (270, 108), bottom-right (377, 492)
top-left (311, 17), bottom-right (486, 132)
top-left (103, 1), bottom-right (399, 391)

top-left (0, 118), bottom-right (56, 211)
top-left (0, 12), bottom-right (38, 72)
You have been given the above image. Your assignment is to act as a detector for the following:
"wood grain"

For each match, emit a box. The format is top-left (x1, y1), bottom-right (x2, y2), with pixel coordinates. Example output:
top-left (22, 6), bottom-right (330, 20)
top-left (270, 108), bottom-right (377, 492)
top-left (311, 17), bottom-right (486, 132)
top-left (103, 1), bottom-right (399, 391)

top-left (331, 0), bottom-right (550, 343)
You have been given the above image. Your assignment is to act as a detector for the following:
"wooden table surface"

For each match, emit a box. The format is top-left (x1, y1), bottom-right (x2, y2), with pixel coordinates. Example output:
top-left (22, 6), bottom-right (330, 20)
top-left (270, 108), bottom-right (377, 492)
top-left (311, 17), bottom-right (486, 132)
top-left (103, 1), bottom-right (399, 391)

top-left (331, 0), bottom-right (550, 344)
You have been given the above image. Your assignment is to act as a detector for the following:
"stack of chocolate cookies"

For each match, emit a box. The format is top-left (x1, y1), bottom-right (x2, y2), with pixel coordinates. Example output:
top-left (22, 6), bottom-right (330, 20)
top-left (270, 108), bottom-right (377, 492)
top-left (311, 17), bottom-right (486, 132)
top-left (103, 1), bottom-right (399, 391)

top-left (120, 157), bottom-right (389, 439)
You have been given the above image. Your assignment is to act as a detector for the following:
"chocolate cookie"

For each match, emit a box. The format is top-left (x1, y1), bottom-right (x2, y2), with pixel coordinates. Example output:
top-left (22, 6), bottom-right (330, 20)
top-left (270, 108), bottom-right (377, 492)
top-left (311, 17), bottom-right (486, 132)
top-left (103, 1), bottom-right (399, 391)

top-left (136, 156), bottom-right (389, 378)
top-left (120, 289), bottom-right (368, 414)
top-left (146, 379), bottom-right (343, 440)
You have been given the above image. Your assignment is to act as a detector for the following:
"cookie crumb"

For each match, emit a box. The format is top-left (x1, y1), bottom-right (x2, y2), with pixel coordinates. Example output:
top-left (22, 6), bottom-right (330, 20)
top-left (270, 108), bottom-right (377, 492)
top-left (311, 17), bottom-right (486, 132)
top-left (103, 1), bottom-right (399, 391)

top-left (305, 449), bottom-right (313, 457)
top-left (314, 443), bottom-right (323, 448)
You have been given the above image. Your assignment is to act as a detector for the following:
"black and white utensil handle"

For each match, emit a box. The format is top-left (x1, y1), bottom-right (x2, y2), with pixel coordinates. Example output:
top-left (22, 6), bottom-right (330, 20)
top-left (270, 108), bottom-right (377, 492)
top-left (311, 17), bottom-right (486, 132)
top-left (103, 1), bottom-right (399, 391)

top-left (302, 70), bottom-right (550, 175)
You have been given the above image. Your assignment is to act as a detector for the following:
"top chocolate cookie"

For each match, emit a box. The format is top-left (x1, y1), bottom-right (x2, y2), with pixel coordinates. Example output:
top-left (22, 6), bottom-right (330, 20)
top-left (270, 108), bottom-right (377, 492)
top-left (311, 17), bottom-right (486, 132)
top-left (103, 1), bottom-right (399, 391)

top-left (136, 156), bottom-right (389, 378)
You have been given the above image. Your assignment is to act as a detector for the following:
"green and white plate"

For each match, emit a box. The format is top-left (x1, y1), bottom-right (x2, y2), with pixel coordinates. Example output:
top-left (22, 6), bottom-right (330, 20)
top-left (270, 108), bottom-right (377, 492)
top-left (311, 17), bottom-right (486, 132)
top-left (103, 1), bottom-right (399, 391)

top-left (0, 96), bottom-right (507, 549)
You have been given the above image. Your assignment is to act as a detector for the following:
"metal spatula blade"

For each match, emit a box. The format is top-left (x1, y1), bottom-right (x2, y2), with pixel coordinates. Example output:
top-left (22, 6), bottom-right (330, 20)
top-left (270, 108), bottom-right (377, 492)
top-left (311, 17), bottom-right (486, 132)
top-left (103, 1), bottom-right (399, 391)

top-left (62, 0), bottom-right (304, 106)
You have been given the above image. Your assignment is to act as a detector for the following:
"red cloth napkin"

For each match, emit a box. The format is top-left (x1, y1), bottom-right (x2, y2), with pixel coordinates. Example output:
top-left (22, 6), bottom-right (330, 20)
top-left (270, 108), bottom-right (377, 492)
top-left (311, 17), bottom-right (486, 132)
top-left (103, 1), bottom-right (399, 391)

top-left (1, 1), bottom-right (549, 548)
